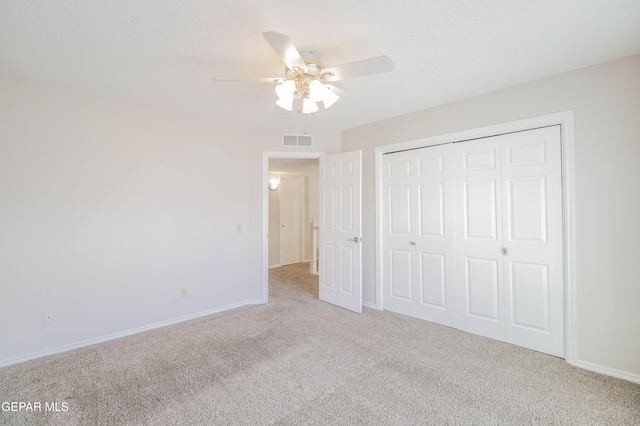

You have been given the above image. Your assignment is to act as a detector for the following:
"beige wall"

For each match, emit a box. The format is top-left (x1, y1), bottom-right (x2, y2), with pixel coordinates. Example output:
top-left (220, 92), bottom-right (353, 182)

top-left (342, 55), bottom-right (640, 379)
top-left (0, 73), bottom-right (339, 366)
top-left (0, 72), bottom-right (252, 363)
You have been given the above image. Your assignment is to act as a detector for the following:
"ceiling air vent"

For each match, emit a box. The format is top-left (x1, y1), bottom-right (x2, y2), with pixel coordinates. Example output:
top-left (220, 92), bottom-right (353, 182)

top-left (282, 134), bottom-right (313, 148)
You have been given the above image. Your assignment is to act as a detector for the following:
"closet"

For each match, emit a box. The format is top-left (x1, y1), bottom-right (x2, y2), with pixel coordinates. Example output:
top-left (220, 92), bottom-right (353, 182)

top-left (382, 126), bottom-right (564, 357)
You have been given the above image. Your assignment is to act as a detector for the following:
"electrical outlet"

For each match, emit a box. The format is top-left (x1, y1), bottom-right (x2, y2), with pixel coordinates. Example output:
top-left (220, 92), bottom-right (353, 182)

top-left (43, 312), bottom-right (54, 325)
top-left (180, 288), bottom-right (187, 297)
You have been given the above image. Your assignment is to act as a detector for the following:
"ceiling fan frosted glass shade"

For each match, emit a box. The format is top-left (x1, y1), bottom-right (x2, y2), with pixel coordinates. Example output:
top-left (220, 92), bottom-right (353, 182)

top-left (275, 80), bottom-right (296, 110)
top-left (302, 97), bottom-right (319, 114)
top-left (321, 87), bottom-right (339, 109)
top-left (308, 80), bottom-right (324, 103)
top-left (308, 80), bottom-right (339, 110)
top-left (275, 80), bottom-right (295, 98)
top-left (276, 96), bottom-right (294, 111)
top-left (274, 77), bottom-right (339, 113)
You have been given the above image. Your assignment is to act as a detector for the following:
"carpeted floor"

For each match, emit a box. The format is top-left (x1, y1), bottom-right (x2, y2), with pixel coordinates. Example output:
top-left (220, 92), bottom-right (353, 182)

top-left (1, 262), bottom-right (639, 425)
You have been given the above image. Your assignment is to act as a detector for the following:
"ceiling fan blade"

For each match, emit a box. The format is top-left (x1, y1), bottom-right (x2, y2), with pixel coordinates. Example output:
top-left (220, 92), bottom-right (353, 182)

top-left (212, 77), bottom-right (283, 83)
top-left (323, 55), bottom-right (394, 81)
top-left (262, 31), bottom-right (307, 71)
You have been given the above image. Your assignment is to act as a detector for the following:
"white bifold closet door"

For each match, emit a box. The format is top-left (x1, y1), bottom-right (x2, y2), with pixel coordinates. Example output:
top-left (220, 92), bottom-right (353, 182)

top-left (382, 144), bottom-right (457, 327)
top-left (383, 126), bottom-right (563, 357)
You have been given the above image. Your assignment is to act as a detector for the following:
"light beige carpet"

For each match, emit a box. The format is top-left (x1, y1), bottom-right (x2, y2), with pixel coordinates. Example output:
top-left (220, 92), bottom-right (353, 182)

top-left (1, 262), bottom-right (639, 425)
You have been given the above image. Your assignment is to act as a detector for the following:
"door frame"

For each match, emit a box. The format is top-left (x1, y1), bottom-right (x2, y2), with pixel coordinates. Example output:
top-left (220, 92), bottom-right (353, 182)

top-left (262, 151), bottom-right (326, 303)
top-left (374, 111), bottom-right (577, 364)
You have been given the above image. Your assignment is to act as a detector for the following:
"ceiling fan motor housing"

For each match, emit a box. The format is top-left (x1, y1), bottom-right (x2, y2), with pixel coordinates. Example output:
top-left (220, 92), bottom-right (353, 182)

top-left (285, 57), bottom-right (334, 99)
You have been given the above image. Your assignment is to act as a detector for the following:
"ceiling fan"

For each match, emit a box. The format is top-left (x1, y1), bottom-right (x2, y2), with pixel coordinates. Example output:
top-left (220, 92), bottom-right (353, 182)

top-left (213, 31), bottom-right (394, 114)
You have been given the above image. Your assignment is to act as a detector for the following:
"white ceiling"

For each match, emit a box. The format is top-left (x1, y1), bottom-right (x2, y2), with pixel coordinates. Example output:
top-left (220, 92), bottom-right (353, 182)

top-left (1, 1), bottom-right (639, 133)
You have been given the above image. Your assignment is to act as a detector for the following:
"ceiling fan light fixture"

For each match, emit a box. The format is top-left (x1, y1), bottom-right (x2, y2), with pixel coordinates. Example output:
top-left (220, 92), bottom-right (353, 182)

top-left (275, 80), bottom-right (296, 110)
top-left (215, 32), bottom-right (394, 117)
top-left (307, 80), bottom-right (325, 103)
top-left (276, 96), bottom-right (294, 111)
top-left (302, 97), bottom-right (319, 114)
top-left (275, 80), bottom-right (295, 98)
top-left (307, 80), bottom-right (339, 110)
top-left (320, 86), bottom-right (339, 109)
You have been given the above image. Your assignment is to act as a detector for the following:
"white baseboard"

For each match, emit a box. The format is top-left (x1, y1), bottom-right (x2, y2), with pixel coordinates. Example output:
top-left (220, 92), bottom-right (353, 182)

top-left (268, 264), bottom-right (282, 269)
top-left (572, 359), bottom-right (640, 385)
top-left (0, 299), bottom-right (265, 369)
top-left (8, 300), bottom-right (636, 388)
top-left (362, 301), bottom-right (379, 310)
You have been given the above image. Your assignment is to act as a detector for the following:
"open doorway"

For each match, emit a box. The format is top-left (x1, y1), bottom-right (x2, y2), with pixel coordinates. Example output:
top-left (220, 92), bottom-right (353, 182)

top-left (268, 158), bottom-right (319, 269)
top-left (261, 152), bottom-right (324, 302)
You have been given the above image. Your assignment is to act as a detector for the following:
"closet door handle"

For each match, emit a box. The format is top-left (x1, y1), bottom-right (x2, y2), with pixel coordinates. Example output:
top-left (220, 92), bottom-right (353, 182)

top-left (410, 241), bottom-right (416, 246)
top-left (502, 247), bottom-right (508, 255)
top-left (348, 237), bottom-right (360, 243)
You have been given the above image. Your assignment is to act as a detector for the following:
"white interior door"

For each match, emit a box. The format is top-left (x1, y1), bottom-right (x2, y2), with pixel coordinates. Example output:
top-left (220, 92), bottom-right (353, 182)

top-left (319, 151), bottom-right (362, 313)
top-left (454, 136), bottom-right (505, 340)
top-left (280, 175), bottom-right (302, 265)
top-left (382, 144), bottom-right (456, 327)
top-left (381, 126), bottom-right (563, 357)
top-left (500, 127), bottom-right (563, 356)
top-left (455, 126), bottom-right (563, 357)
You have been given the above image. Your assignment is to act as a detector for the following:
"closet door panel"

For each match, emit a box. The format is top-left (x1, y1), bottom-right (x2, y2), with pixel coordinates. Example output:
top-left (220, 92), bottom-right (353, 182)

top-left (389, 185), bottom-right (412, 235)
top-left (509, 261), bottom-right (550, 332)
top-left (465, 257), bottom-right (500, 321)
top-left (390, 249), bottom-right (413, 301)
top-left (507, 176), bottom-right (547, 242)
top-left (419, 252), bottom-right (446, 308)
top-left (501, 126), bottom-right (563, 357)
top-left (454, 136), bottom-right (504, 340)
top-left (383, 126), bottom-right (564, 358)
top-left (383, 152), bottom-right (416, 315)
top-left (463, 180), bottom-right (498, 241)
top-left (418, 183), bottom-right (444, 237)
top-left (414, 145), bottom-right (455, 325)
top-left (383, 145), bottom-right (455, 326)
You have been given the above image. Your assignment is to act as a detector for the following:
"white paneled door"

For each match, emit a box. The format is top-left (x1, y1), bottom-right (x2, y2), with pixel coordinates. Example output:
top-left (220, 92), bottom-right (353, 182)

top-left (382, 144), bottom-right (457, 327)
top-left (454, 135), bottom-right (505, 339)
top-left (383, 126), bottom-right (564, 357)
top-left (319, 151), bottom-right (362, 313)
top-left (454, 127), bottom-right (563, 356)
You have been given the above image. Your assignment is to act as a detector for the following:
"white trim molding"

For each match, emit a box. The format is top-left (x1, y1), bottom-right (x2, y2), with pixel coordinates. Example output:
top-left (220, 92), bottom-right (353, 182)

top-left (573, 360), bottom-right (640, 385)
top-left (0, 299), bottom-right (265, 369)
top-left (374, 111), bottom-right (577, 364)
top-left (362, 301), bottom-right (378, 310)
